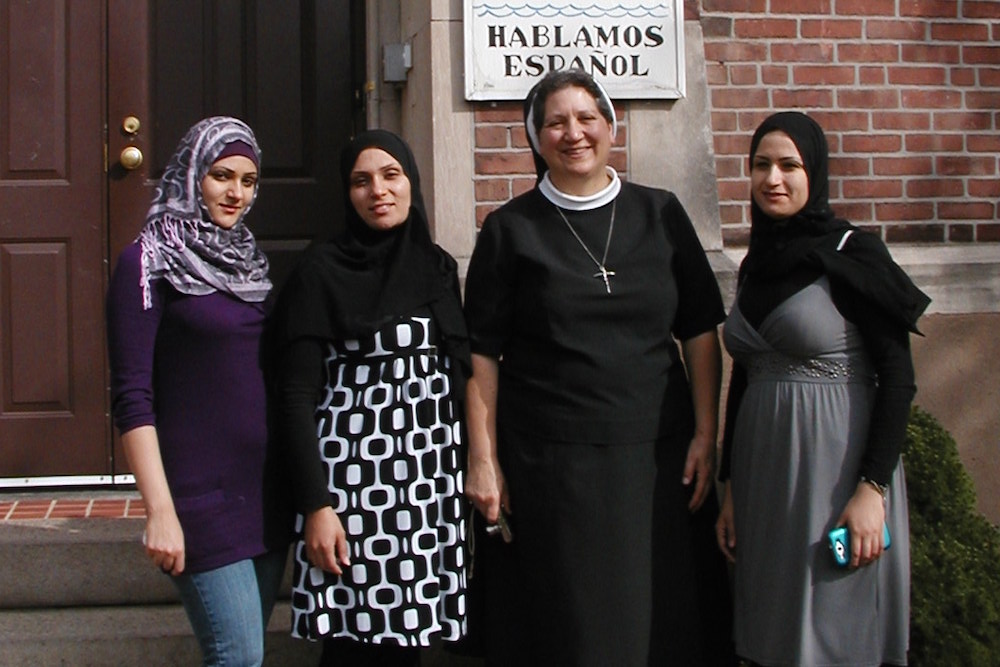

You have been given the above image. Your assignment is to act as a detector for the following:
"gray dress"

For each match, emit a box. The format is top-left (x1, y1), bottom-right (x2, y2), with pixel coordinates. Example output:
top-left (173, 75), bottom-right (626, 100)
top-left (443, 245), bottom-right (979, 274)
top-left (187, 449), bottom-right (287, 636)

top-left (724, 276), bottom-right (909, 666)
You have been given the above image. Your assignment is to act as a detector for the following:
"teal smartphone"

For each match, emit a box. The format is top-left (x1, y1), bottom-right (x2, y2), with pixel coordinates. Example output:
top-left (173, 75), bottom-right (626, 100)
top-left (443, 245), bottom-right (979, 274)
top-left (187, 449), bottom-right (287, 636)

top-left (828, 523), bottom-right (891, 567)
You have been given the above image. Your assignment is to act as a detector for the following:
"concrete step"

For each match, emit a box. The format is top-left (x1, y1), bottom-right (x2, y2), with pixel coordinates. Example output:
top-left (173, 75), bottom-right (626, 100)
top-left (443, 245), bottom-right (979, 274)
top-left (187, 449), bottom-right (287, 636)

top-left (0, 602), bottom-right (322, 666)
top-left (0, 518), bottom-right (174, 608)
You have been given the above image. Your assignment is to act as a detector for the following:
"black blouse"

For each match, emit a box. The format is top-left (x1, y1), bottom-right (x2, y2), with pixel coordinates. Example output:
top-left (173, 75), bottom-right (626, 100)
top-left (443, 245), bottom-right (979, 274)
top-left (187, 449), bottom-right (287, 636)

top-left (464, 183), bottom-right (725, 445)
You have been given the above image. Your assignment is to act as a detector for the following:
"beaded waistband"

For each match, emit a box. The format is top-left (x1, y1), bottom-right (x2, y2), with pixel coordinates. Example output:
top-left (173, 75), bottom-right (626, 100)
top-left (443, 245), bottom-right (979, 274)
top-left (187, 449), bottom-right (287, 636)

top-left (745, 353), bottom-right (872, 384)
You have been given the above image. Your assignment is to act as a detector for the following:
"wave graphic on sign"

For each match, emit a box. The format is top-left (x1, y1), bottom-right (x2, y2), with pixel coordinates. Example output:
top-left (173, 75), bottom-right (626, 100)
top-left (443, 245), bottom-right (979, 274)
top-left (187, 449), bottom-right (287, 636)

top-left (472, 3), bottom-right (675, 19)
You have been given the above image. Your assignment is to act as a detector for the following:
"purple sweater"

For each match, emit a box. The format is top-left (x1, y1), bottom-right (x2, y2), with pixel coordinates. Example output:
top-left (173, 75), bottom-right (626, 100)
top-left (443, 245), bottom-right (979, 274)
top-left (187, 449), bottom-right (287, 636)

top-left (107, 242), bottom-right (269, 573)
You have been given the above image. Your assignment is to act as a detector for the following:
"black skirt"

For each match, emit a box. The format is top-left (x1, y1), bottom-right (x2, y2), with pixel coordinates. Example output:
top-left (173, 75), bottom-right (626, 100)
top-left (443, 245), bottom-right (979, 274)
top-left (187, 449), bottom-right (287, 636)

top-left (474, 426), bottom-right (735, 666)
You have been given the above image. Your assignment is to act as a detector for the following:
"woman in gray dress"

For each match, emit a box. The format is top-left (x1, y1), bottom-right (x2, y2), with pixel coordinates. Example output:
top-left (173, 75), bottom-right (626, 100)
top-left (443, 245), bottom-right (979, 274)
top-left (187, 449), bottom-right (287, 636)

top-left (715, 111), bottom-right (929, 666)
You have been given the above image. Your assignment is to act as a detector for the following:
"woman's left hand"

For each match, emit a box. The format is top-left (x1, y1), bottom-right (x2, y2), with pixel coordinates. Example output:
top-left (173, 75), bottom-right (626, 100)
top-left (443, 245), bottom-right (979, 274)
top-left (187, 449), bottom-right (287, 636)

top-left (683, 434), bottom-right (715, 512)
top-left (836, 482), bottom-right (887, 568)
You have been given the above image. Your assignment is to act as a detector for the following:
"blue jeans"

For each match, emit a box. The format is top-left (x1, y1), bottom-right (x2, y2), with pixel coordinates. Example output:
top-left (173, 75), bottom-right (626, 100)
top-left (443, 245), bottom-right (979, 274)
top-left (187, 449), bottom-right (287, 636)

top-left (172, 549), bottom-right (288, 667)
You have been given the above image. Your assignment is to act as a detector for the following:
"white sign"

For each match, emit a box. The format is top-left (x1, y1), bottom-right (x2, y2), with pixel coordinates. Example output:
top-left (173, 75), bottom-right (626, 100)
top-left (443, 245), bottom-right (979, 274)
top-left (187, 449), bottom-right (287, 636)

top-left (464, 1), bottom-right (685, 101)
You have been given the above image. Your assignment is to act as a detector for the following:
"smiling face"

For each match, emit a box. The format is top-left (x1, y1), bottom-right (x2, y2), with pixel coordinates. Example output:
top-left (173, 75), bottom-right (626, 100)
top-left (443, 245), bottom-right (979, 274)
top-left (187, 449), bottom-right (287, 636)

top-left (348, 147), bottom-right (412, 231)
top-left (750, 130), bottom-right (810, 220)
top-left (537, 85), bottom-right (614, 196)
top-left (200, 155), bottom-right (258, 229)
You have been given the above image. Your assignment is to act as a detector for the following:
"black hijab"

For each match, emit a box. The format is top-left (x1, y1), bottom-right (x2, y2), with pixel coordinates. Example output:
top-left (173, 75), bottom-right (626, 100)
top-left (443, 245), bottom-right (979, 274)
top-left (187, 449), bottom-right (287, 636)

top-left (273, 130), bottom-right (469, 374)
top-left (740, 111), bottom-right (929, 333)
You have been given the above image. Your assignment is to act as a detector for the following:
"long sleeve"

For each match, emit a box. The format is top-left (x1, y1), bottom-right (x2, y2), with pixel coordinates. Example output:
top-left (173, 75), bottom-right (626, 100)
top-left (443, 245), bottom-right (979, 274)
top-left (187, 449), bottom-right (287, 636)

top-left (272, 337), bottom-right (333, 514)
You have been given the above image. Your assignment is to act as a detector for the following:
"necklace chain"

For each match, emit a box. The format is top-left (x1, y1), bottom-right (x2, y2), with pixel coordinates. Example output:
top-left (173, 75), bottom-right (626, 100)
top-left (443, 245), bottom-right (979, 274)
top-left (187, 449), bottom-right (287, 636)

top-left (554, 201), bottom-right (617, 294)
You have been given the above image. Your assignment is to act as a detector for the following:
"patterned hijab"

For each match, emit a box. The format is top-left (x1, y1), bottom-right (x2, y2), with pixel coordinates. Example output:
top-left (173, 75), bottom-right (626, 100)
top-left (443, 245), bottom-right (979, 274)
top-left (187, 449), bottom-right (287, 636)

top-left (740, 111), bottom-right (929, 332)
top-left (137, 116), bottom-right (271, 309)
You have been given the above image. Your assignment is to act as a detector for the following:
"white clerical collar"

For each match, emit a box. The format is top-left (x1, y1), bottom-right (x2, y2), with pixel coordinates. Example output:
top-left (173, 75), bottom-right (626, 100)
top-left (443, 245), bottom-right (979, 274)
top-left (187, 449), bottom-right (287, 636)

top-left (539, 167), bottom-right (621, 211)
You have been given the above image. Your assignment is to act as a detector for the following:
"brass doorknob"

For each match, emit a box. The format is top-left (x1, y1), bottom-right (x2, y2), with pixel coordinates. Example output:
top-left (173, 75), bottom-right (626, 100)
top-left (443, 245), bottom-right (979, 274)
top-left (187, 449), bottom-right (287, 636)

top-left (120, 146), bottom-right (143, 170)
top-left (122, 116), bottom-right (141, 135)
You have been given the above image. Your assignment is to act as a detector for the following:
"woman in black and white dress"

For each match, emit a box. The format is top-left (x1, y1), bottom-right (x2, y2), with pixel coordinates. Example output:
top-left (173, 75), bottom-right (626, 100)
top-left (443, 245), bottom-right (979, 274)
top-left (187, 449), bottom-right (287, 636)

top-left (271, 130), bottom-right (471, 666)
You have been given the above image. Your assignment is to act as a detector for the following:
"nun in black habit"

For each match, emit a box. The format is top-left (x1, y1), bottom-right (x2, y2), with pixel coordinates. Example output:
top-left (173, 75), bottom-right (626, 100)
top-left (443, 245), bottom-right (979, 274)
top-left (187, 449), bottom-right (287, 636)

top-left (463, 68), bottom-right (736, 666)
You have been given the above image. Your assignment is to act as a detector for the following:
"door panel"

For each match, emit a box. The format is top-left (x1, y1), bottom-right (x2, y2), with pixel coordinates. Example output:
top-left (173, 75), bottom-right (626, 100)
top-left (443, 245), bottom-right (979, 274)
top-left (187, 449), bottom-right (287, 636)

top-left (108, 0), bottom-right (363, 476)
top-left (0, 2), bottom-right (108, 477)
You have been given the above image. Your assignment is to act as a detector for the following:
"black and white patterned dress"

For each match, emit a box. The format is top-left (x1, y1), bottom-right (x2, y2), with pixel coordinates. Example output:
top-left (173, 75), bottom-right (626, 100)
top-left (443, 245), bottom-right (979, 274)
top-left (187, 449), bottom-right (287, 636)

top-left (290, 311), bottom-right (468, 646)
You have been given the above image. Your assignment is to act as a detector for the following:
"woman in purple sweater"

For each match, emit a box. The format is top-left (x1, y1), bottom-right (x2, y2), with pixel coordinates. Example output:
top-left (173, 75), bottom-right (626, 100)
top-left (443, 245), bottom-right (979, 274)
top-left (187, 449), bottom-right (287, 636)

top-left (107, 116), bottom-right (286, 667)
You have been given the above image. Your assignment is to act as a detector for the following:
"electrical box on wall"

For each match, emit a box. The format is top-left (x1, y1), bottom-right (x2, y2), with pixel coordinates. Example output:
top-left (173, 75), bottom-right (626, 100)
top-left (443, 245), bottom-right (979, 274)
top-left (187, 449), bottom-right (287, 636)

top-left (383, 43), bottom-right (411, 83)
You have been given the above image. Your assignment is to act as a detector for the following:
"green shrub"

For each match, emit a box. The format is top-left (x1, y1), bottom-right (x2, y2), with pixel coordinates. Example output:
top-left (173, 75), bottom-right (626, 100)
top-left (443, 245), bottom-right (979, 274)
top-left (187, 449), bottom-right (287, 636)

top-left (904, 406), bottom-right (1000, 666)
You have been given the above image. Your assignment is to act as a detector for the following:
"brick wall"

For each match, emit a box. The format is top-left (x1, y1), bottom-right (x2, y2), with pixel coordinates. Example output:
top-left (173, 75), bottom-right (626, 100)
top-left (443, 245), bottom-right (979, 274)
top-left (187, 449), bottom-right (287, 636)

top-left (471, 1), bottom-right (1000, 249)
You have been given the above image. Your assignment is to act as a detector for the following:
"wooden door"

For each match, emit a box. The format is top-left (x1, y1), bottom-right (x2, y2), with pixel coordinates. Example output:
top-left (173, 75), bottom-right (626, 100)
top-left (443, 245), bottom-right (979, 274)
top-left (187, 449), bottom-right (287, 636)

top-left (107, 0), bottom-right (364, 477)
top-left (0, 0), bottom-right (363, 482)
top-left (0, 2), bottom-right (109, 480)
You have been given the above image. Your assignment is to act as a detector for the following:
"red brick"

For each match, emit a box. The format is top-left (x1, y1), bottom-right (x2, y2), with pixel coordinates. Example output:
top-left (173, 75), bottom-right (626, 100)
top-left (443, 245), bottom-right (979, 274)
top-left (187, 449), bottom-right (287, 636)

top-left (873, 156), bottom-right (935, 175)
top-left (906, 178), bottom-right (966, 198)
top-left (932, 23), bottom-right (990, 41)
top-left (940, 202), bottom-right (996, 220)
top-left (475, 178), bottom-right (511, 202)
top-left (702, 17), bottom-right (733, 39)
top-left (837, 202), bottom-right (876, 222)
top-left (773, 89), bottom-right (834, 107)
top-left (888, 67), bottom-right (948, 86)
top-left (704, 41), bottom-right (769, 63)
top-left (883, 222), bottom-right (944, 240)
top-left (842, 133), bottom-right (902, 153)
top-left (512, 177), bottom-right (536, 197)
top-left (830, 156), bottom-right (871, 176)
top-left (843, 179), bottom-right (903, 198)
top-left (475, 126), bottom-right (508, 149)
top-left (715, 156), bottom-right (744, 179)
top-left (475, 152), bottom-right (536, 176)
top-left (839, 43), bottom-right (900, 64)
top-left (711, 111), bottom-right (739, 132)
top-left (967, 91), bottom-right (1000, 110)
top-left (735, 18), bottom-right (799, 39)
top-left (933, 112), bottom-right (994, 131)
top-left (771, 43), bottom-right (835, 63)
top-left (770, 0), bottom-right (832, 13)
top-left (706, 63), bottom-right (728, 85)
top-left (838, 0), bottom-right (898, 15)
top-left (859, 67), bottom-right (887, 85)
top-left (719, 204), bottom-right (747, 225)
top-left (969, 178), bottom-right (1000, 197)
top-left (901, 44), bottom-right (961, 64)
top-left (721, 226), bottom-right (751, 247)
top-left (714, 133), bottom-right (752, 156)
top-left (703, 0), bottom-right (767, 11)
top-left (712, 88), bottom-right (770, 109)
top-left (761, 65), bottom-right (789, 85)
top-left (936, 155), bottom-right (997, 176)
top-left (793, 65), bottom-right (856, 85)
top-left (801, 19), bottom-right (863, 39)
top-left (969, 134), bottom-right (1000, 153)
top-left (977, 224), bottom-right (1000, 242)
top-left (901, 89), bottom-right (962, 109)
top-left (809, 111), bottom-right (870, 132)
top-left (963, 45), bottom-right (1000, 64)
top-left (865, 19), bottom-right (927, 41)
top-left (511, 126), bottom-right (530, 148)
top-left (683, 0), bottom-right (700, 21)
top-left (872, 112), bottom-right (931, 131)
top-left (900, 0), bottom-right (960, 18)
top-left (949, 67), bottom-right (977, 86)
top-left (838, 89), bottom-right (900, 109)
top-left (474, 105), bottom-right (522, 123)
top-left (717, 180), bottom-right (750, 201)
top-left (948, 224), bottom-right (975, 242)
top-left (729, 64), bottom-right (759, 85)
top-left (964, 1), bottom-right (1000, 19)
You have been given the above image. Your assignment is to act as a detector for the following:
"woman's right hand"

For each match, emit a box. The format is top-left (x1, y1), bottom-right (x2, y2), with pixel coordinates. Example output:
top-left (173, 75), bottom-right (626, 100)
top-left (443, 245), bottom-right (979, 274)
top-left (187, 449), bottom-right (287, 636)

top-left (715, 480), bottom-right (736, 563)
top-left (304, 506), bottom-right (351, 575)
top-left (465, 454), bottom-right (509, 523)
top-left (144, 510), bottom-right (186, 575)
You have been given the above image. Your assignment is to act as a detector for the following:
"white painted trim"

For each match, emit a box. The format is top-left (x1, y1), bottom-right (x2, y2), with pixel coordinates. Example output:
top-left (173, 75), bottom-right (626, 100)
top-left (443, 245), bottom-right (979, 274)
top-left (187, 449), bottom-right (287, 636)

top-left (0, 475), bottom-right (135, 489)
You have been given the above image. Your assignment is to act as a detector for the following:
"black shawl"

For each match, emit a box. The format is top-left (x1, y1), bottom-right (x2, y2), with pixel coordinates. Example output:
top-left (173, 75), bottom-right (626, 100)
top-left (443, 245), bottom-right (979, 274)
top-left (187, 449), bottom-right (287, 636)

top-left (272, 130), bottom-right (470, 376)
top-left (739, 111), bottom-right (929, 333)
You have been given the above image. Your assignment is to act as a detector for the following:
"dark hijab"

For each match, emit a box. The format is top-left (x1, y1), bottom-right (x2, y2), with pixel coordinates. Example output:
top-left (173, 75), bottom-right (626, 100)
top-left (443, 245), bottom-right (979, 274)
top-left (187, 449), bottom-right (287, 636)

top-left (740, 111), bottom-right (929, 333)
top-left (272, 130), bottom-right (469, 374)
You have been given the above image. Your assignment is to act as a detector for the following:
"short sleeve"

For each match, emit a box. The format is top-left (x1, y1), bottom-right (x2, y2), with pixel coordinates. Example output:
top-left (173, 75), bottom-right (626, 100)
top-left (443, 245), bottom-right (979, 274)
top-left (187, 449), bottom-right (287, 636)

top-left (663, 195), bottom-right (726, 341)
top-left (463, 213), bottom-right (516, 358)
